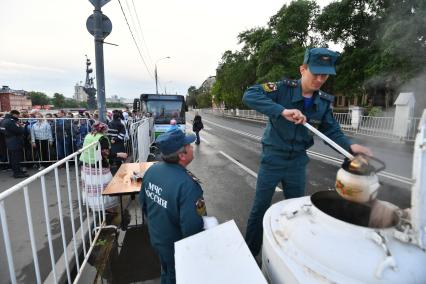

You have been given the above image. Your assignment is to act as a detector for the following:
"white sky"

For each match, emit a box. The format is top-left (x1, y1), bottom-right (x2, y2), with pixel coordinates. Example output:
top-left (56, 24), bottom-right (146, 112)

top-left (0, 0), bottom-right (333, 100)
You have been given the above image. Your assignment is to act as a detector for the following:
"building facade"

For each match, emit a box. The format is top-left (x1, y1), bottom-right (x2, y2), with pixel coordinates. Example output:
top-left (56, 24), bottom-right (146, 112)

top-left (0, 86), bottom-right (32, 112)
top-left (74, 82), bottom-right (88, 102)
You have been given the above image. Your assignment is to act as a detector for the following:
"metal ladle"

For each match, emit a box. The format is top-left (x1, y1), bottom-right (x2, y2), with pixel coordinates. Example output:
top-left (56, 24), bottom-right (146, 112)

top-left (303, 122), bottom-right (354, 160)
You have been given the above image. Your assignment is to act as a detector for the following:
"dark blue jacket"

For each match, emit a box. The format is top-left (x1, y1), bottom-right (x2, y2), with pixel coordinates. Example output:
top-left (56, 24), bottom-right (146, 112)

top-left (2, 114), bottom-right (25, 150)
top-left (140, 162), bottom-right (204, 252)
top-left (243, 79), bottom-right (352, 157)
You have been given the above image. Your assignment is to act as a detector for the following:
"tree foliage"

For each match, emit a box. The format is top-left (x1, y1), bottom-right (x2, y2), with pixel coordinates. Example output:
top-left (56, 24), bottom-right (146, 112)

top-left (211, 0), bottom-right (426, 108)
top-left (28, 91), bottom-right (50, 106)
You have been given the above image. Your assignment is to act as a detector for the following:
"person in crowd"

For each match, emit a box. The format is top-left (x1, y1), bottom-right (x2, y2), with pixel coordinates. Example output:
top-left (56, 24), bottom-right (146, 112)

top-left (242, 47), bottom-right (372, 258)
top-left (20, 110), bottom-right (29, 118)
top-left (140, 128), bottom-right (206, 284)
top-left (0, 113), bottom-right (8, 169)
top-left (120, 110), bottom-right (130, 140)
top-left (192, 112), bottom-right (204, 145)
top-left (107, 111), bottom-right (127, 174)
top-left (79, 121), bottom-right (128, 213)
top-left (168, 118), bottom-right (179, 131)
top-left (69, 113), bottom-right (81, 152)
top-left (78, 114), bottom-right (91, 149)
top-left (3, 110), bottom-right (28, 178)
top-left (45, 113), bottom-right (56, 160)
top-left (31, 113), bottom-right (53, 169)
top-left (122, 107), bottom-right (129, 122)
top-left (85, 111), bottom-right (96, 127)
top-left (55, 110), bottom-right (72, 160)
top-left (23, 111), bottom-right (38, 163)
top-left (106, 111), bottom-right (113, 123)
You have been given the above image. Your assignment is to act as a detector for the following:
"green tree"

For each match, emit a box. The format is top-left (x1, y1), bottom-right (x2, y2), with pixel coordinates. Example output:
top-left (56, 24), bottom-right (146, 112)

top-left (214, 50), bottom-right (256, 108)
top-left (213, 0), bottom-right (320, 108)
top-left (186, 86), bottom-right (198, 108)
top-left (196, 91), bottom-right (212, 108)
top-left (51, 93), bottom-right (66, 107)
top-left (28, 91), bottom-right (50, 106)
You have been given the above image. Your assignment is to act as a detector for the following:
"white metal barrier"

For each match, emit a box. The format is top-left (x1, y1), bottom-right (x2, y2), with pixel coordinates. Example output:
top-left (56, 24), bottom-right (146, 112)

top-left (137, 119), bottom-right (153, 163)
top-left (128, 117), bottom-right (155, 162)
top-left (0, 141), bottom-right (107, 284)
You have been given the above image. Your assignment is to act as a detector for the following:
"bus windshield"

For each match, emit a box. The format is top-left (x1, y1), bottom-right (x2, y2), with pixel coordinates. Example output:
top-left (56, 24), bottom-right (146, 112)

top-left (146, 100), bottom-right (185, 124)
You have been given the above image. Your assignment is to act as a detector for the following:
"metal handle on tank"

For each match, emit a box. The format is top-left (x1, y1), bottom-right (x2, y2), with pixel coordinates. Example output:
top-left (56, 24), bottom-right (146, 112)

top-left (303, 122), bottom-right (355, 160)
top-left (368, 156), bottom-right (386, 173)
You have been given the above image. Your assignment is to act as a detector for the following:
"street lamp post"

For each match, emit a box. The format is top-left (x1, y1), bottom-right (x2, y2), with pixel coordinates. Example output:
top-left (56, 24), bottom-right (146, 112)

top-left (155, 56), bottom-right (170, 95)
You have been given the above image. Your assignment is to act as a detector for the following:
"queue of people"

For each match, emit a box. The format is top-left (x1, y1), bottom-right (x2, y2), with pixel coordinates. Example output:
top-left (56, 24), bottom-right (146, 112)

top-left (0, 108), bottom-right (134, 178)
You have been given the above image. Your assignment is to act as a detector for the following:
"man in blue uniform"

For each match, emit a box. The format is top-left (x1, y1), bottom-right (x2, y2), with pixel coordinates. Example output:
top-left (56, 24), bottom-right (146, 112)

top-left (140, 128), bottom-right (205, 284)
top-left (243, 47), bottom-right (372, 257)
top-left (2, 110), bottom-right (29, 178)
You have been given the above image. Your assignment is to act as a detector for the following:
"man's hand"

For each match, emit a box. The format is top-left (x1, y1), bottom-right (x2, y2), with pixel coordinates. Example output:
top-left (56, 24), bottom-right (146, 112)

top-left (350, 144), bottom-right (373, 157)
top-left (32, 143), bottom-right (37, 149)
top-left (281, 109), bottom-right (306, 125)
top-left (117, 152), bottom-right (128, 159)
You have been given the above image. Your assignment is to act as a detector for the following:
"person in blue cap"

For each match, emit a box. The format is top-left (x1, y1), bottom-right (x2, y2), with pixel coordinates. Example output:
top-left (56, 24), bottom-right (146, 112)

top-left (243, 47), bottom-right (372, 258)
top-left (140, 128), bottom-right (206, 284)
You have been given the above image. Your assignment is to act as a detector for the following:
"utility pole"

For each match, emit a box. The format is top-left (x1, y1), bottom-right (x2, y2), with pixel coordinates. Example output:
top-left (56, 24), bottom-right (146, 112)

top-left (155, 65), bottom-right (158, 95)
top-left (86, 0), bottom-right (112, 122)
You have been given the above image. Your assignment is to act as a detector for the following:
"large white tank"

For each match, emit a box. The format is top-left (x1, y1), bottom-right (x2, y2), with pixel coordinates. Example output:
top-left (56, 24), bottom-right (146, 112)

top-left (262, 110), bottom-right (426, 284)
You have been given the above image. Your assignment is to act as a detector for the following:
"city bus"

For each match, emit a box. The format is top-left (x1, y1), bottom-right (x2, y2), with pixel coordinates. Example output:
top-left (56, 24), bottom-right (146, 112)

top-left (134, 94), bottom-right (187, 138)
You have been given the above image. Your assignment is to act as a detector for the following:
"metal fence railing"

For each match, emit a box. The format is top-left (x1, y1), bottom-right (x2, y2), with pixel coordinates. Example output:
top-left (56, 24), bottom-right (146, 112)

top-left (127, 117), bottom-right (155, 162)
top-left (0, 141), bottom-right (107, 284)
top-left (0, 118), bottom-right (93, 166)
top-left (207, 108), bottom-right (421, 142)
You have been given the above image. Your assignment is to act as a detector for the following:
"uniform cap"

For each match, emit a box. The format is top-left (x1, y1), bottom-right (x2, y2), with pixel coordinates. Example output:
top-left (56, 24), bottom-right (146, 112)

top-left (156, 128), bottom-right (196, 155)
top-left (303, 48), bottom-right (339, 75)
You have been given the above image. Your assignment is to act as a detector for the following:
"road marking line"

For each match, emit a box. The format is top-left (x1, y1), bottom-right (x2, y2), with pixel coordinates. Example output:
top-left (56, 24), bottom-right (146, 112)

top-left (219, 151), bottom-right (282, 192)
top-left (203, 119), bottom-right (262, 141)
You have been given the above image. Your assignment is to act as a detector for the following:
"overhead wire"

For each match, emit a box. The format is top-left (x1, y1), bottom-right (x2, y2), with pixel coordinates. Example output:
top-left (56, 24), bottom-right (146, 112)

top-left (127, 0), bottom-right (166, 93)
top-left (126, 0), bottom-right (166, 93)
top-left (130, 0), bottom-right (155, 68)
top-left (117, 0), bottom-right (155, 81)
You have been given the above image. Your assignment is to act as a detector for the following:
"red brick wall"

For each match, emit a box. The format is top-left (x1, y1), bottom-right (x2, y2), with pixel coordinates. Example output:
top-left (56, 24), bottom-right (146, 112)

top-left (0, 93), bottom-right (31, 111)
top-left (0, 94), bottom-right (11, 111)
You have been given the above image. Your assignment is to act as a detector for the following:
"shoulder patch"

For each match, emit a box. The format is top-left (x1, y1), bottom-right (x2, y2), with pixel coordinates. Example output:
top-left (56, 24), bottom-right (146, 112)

top-left (195, 198), bottom-right (206, 216)
top-left (318, 91), bottom-right (335, 102)
top-left (262, 82), bottom-right (278, 92)
top-left (282, 79), bottom-right (298, 87)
